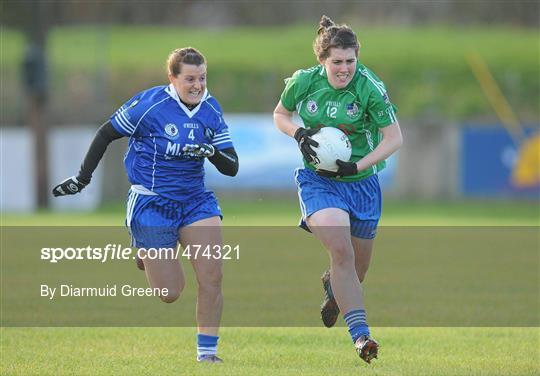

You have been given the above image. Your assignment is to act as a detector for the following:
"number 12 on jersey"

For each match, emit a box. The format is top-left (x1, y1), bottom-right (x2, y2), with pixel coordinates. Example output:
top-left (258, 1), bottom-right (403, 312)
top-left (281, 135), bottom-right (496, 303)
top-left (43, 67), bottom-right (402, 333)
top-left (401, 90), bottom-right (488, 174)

top-left (327, 106), bottom-right (337, 119)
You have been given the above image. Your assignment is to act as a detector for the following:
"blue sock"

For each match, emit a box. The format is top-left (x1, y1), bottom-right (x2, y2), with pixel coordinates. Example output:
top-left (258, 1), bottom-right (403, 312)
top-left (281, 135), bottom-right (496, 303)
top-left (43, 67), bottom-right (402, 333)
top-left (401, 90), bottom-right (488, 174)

top-left (197, 334), bottom-right (219, 359)
top-left (343, 309), bottom-right (370, 343)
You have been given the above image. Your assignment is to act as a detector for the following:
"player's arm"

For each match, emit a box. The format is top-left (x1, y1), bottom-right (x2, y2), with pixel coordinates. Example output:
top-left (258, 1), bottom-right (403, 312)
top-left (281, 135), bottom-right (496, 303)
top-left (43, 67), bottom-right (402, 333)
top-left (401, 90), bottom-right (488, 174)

top-left (273, 101), bottom-right (319, 161)
top-left (182, 144), bottom-right (239, 177)
top-left (273, 101), bottom-right (300, 138)
top-left (317, 121), bottom-right (402, 178)
top-left (355, 121), bottom-right (402, 172)
top-left (208, 147), bottom-right (239, 177)
top-left (52, 121), bottom-right (124, 196)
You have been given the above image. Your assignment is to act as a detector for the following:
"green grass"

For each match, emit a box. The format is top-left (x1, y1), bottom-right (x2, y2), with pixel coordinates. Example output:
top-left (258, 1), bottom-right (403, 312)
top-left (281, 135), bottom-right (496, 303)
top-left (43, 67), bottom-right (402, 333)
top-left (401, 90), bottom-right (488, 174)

top-left (2, 198), bottom-right (538, 226)
top-left (2, 328), bottom-right (539, 375)
top-left (1, 199), bottom-right (539, 375)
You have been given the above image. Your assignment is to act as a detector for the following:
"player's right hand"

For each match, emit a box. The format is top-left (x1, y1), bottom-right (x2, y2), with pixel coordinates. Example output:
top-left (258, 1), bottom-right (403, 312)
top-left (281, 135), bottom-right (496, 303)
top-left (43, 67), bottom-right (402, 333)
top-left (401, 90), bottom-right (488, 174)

top-left (182, 143), bottom-right (215, 158)
top-left (52, 176), bottom-right (89, 197)
top-left (294, 127), bottom-right (319, 163)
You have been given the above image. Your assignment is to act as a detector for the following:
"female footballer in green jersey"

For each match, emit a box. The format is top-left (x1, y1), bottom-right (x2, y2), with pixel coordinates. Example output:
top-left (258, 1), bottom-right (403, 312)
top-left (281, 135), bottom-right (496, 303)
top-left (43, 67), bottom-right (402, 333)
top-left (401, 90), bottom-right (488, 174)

top-left (273, 15), bottom-right (402, 363)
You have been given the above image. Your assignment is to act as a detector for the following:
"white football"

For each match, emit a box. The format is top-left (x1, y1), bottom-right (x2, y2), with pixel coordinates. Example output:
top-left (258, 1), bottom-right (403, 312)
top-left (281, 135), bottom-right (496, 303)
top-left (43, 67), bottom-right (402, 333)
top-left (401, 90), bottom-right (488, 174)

top-left (310, 127), bottom-right (352, 171)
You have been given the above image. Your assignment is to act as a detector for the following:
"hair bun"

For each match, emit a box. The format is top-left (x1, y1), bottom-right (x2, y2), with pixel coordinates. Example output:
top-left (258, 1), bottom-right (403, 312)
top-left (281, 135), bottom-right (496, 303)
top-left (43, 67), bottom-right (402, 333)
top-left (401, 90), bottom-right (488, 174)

top-left (320, 15), bottom-right (335, 28)
top-left (317, 15), bottom-right (335, 34)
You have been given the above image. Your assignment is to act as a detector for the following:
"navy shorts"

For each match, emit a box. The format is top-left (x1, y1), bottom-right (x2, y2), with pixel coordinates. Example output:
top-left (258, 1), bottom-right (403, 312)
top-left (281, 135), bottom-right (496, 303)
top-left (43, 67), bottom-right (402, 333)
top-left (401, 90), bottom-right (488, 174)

top-left (126, 189), bottom-right (222, 249)
top-left (294, 168), bottom-right (382, 239)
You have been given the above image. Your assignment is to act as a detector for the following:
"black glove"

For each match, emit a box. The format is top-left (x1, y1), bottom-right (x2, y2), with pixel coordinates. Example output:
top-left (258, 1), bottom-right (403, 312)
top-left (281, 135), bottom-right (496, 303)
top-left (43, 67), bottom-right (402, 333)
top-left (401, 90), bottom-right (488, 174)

top-left (182, 143), bottom-right (215, 158)
top-left (52, 176), bottom-right (90, 197)
top-left (316, 159), bottom-right (358, 178)
top-left (294, 127), bottom-right (319, 163)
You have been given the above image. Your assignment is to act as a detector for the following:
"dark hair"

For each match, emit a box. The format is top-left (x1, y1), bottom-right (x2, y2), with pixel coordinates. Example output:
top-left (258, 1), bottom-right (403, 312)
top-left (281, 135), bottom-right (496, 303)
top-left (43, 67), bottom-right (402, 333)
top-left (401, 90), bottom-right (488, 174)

top-left (313, 15), bottom-right (360, 60)
top-left (167, 47), bottom-right (206, 76)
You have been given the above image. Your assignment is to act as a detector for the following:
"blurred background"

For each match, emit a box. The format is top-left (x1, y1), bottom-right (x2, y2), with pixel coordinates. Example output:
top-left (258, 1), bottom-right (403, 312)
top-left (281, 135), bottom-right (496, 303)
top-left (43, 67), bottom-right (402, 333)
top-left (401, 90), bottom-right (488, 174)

top-left (1, 0), bottom-right (539, 214)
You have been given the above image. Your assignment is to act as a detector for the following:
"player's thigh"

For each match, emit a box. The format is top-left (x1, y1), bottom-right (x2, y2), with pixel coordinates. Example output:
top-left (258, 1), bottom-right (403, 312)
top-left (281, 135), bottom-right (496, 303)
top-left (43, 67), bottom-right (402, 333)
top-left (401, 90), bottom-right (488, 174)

top-left (351, 236), bottom-right (374, 282)
top-left (179, 216), bottom-right (223, 287)
top-left (140, 249), bottom-right (184, 302)
top-left (307, 208), bottom-right (354, 264)
top-left (127, 194), bottom-right (185, 300)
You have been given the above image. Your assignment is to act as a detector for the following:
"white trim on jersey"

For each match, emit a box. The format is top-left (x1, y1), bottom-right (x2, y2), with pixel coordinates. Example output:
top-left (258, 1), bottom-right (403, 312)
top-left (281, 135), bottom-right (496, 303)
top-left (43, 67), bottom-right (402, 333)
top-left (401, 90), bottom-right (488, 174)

top-left (361, 68), bottom-right (398, 124)
top-left (361, 68), bottom-right (386, 96)
top-left (165, 84), bottom-right (209, 118)
top-left (130, 185), bottom-right (157, 195)
top-left (387, 107), bottom-right (397, 123)
top-left (364, 130), bottom-right (378, 174)
top-left (211, 131), bottom-right (232, 147)
top-left (294, 169), bottom-right (308, 220)
top-left (114, 110), bottom-right (136, 134)
top-left (205, 100), bottom-right (223, 121)
top-left (342, 90), bottom-right (358, 99)
top-left (212, 131), bottom-right (229, 139)
top-left (136, 97), bottom-right (170, 131)
top-left (126, 189), bottom-right (138, 227)
top-left (115, 96), bottom-right (169, 136)
top-left (150, 133), bottom-right (157, 191)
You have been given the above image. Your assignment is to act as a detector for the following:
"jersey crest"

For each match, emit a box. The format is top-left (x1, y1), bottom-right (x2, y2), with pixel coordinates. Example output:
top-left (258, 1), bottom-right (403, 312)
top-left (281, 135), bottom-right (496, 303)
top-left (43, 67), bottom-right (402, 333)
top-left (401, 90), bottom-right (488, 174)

top-left (346, 103), bottom-right (359, 118)
top-left (307, 100), bottom-right (318, 114)
top-left (164, 123), bottom-right (180, 140)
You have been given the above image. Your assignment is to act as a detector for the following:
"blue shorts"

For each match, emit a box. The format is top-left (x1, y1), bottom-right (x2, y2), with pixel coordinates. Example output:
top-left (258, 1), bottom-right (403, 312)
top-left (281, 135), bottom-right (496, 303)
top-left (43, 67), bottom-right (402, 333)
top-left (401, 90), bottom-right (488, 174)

top-left (126, 189), bottom-right (222, 249)
top-left (294, 168), bottom-right (382, 239)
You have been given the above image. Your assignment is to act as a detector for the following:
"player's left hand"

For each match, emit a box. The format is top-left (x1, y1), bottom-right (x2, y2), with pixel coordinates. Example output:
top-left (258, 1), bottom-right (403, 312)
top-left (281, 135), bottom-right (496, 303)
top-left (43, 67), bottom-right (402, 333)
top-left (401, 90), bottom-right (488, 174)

top-left (316, 159), bottom-right (358, 178)
top-left (52, 176), bottom-right (89, 197)
top-left (182, 143), bottom-right (215, 158)
top-left (294, 127), bottom-right (319, 163)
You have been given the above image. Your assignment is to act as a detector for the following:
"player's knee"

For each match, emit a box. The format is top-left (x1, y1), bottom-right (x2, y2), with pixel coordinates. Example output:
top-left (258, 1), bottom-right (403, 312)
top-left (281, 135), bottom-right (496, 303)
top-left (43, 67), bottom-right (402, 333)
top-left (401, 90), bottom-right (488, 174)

top-left (160, 294), bottom-right (178, 304)
top-left (329, 244), bottom-right (355, 268)
top-left (159, 284), bottom-right (184, 303)
top-left (198, 269), bottom-right (223, 292)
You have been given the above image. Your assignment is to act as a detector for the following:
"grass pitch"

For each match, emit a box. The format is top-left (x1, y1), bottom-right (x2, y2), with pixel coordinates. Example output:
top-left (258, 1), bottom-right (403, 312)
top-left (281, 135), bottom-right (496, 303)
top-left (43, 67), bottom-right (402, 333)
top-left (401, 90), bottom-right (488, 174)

top-left (3, 198), bottom-right (539, 226)
top-left (1, 198), bottom-right (539, 375)
top-left (2, 328), bottom-right (538, 375)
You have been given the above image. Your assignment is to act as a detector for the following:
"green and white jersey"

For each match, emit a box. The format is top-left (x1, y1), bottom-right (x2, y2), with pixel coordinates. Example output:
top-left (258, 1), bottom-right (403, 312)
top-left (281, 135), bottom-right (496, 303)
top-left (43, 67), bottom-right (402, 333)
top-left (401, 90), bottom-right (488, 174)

top-left (280, 64), bottom-right (398, 182)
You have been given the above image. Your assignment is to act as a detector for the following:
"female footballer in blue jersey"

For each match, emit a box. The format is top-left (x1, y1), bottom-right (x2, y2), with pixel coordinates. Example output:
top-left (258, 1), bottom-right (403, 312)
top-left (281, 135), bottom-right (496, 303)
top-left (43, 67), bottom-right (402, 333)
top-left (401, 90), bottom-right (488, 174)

top-left (53, 47), bottom-right (238, 363)
top-left (274, 16), bottom-right (402, 363)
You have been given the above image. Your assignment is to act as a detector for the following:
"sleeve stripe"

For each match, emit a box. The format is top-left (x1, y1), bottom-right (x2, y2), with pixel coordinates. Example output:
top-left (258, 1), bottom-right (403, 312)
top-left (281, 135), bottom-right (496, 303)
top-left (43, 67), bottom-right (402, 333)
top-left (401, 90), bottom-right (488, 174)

top-left (113, 116), bottom-right (130, 132)
top-left (213, 139), bottom-right (233, 146)
top-left (114, 114), bottom-right (135, 133)
top-left (212, 136), bottom-right (232, 142)
top-left (114, 105), bottom-right (127, 116)
top-left (389, 107), bottom-right (397, 123)
top-left (212, 135), bottom-right (230, 142)
top-left (362, 68), bottom-right (387, 98)
top-left (117, 114), bottom-right (135, 132)
top-left (214, 131), bottom-right (229, 137)
top-left (365, 75), bottom-right (385, 96)
top-left (119, 112), bottom-right (135, 129)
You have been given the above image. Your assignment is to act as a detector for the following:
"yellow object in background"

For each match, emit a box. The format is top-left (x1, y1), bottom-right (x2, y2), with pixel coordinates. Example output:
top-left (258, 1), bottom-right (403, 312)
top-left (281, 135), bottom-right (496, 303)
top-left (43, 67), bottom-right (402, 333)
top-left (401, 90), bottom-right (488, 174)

top-left (511, 134), bottom-right (540, 188)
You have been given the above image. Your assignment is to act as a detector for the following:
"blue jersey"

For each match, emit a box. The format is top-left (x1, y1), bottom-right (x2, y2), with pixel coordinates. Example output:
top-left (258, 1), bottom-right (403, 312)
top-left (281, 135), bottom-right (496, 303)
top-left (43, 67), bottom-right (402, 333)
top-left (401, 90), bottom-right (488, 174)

top-left (110, 84), bottom-right (233, 202)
